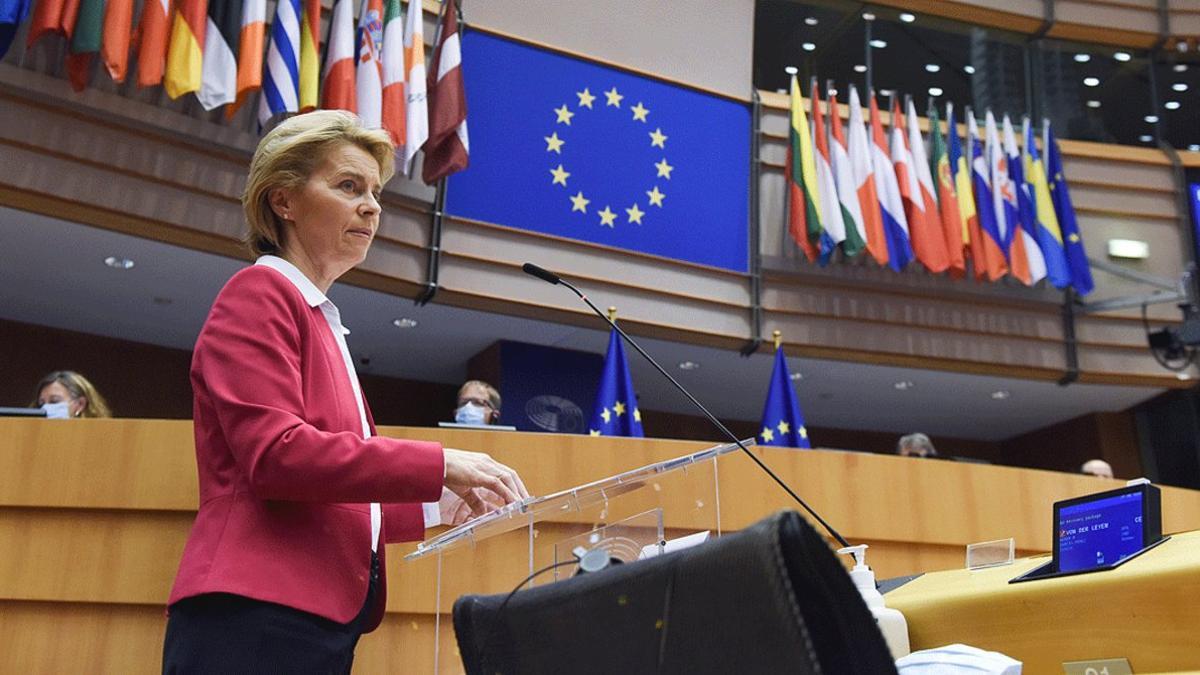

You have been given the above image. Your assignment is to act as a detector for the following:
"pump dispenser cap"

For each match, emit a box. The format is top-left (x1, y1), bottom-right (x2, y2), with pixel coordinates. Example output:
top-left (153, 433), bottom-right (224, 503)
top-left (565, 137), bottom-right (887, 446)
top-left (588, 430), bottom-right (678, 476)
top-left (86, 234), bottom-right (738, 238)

top-left (837, 544), bottom-right (869, 570)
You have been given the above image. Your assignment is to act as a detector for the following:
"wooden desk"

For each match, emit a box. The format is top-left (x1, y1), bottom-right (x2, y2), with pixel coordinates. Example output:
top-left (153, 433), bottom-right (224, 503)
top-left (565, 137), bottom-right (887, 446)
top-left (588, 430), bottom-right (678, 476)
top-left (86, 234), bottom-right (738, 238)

top-left (3, 418), bottom-right (1200, 673)
top-left (886, 530), bottom-right (1200, 673)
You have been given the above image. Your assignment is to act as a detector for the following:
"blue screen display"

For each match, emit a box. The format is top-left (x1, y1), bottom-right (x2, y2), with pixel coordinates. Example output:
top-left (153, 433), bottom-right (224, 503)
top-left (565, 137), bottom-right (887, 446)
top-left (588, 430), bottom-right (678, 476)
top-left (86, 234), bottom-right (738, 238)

top-left (1058, 492), bottom-right (1144, 573)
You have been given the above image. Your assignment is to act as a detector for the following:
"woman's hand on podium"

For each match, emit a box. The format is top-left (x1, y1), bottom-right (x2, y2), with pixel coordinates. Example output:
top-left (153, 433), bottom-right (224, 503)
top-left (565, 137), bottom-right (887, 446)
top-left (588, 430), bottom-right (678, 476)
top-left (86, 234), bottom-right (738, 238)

top-left (443, 448), bottom-right (529, 518)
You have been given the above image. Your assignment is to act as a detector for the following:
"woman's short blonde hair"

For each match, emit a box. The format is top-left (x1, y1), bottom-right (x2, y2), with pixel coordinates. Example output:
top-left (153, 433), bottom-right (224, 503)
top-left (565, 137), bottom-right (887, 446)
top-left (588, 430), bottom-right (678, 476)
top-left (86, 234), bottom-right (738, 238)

top-left (242, 110), bottom-right (396, 257)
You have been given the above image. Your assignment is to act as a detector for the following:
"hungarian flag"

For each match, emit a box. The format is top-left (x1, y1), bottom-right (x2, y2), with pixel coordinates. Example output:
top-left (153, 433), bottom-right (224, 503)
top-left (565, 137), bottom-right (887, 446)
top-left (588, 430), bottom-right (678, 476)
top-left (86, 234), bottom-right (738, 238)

top-left (402, 0), bottom-right (428, 175)
top-left (904, 98), bottom-right (950, 274)
top-left (321, 0), bottom-right (356, 112)
top-left (197, 0), bottom-right (239, 109)
top-left (100, 0), bottom-right (133, 81)
top-left (135, 0), bottom-right (171, 87)
top-left (928, 104), bottom-right (965, 278)
top-left (258, 0), bottom-right (300, 125)
top-left (227, 0), bottom-right (264, 116)
top-left (65, 0), bottom-right (104, 91)
top-left (786, 75), bottom-right (819, 262)
top-left (968, 109), bottom-right (1008, 281)
top-left (355, 0), bottom-right (384, 128)
top-left (298, 0), bottom-right (319, 111)
top-left (847, 85), bottom-right (887, 267)
top-left (948, 103), bottom-right (986, 280)
top-left (380, 0), bottom-right (405, 146)
top-left (810, 79), bottom-right (845, 264)
top-left (869, 91), bottom-right (912, 271)
top-left (0, 0), bottom-right (32, 58)
top-left (1004, 114), bottom-right (1045, 285)
top-left (827, 88), bottom-right (866, 258)
top-left (1044, 120), bottom-right (1095, 295)
top-left (422, 0), bottom-right (469, 184)
top-left (1023, 117), bottom-right (1071, 289)
top-left (164, 0), bottom-right (207, 99)
top-left (26, 0), bottom-right (77, 49)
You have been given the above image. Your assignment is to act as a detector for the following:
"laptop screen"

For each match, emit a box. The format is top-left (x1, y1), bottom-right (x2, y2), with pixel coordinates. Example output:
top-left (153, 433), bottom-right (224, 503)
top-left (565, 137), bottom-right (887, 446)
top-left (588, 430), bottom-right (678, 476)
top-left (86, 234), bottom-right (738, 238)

top-left (1057, 490), bottom-right (1144, 573)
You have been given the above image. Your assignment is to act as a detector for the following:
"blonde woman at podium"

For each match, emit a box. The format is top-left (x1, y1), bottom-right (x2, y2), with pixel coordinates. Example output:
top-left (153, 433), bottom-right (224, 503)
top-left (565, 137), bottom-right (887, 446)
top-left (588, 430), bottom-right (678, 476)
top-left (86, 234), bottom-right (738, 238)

top-left (162, 111), bottom-right (528, 673)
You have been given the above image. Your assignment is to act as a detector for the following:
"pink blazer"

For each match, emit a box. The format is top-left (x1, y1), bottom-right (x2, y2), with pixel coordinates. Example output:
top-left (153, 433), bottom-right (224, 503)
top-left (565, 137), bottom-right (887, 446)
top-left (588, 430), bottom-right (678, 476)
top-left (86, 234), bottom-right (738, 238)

top-left (168, 266), bottom-right (444, 631)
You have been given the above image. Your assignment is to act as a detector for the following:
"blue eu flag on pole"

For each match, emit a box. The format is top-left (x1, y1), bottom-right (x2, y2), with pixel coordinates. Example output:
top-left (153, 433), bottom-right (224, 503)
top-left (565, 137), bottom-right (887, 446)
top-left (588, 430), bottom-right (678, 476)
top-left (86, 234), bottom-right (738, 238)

top-left (588, 329), bottom-right (644, 437)
top-left (758, 347), bottom-right (810, 449)
top-left (1044, 121), bottom-right (1095, 296)
top-left (446, 30), bottom-right (751, 273)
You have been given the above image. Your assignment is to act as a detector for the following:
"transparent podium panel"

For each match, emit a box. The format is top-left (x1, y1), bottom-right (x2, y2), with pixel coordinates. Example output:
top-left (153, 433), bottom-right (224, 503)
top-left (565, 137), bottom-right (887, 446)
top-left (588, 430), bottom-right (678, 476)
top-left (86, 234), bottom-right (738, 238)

top-left (402, 439), bottom-right (751, 673)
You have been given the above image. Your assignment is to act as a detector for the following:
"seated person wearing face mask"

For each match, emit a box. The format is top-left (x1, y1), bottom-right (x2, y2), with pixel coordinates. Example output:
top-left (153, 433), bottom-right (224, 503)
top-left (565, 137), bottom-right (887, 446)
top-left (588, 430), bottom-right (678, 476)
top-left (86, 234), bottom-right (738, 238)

top-left (454, 380), bottom-right (501, 426)
top-left (32, 370), bottom-right (112, 419)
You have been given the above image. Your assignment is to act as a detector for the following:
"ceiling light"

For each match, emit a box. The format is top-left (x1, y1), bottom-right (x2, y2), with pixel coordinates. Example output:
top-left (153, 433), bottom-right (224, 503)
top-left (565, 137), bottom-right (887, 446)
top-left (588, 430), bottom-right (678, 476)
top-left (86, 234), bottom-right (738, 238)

top-left (990, 390), bottom-right (1011, 400)
top-left (1173, 82), bottom-right (1189, 92)
top-left (802, 42), bottom-right (816, 52)
top-left (899, 12), bottom-right (915, 23)
top-left (1190, 144), bottom-right (1200, 152)
top-left (1086, 100), bottom-right (1101, 108)
top-left (828, 87), bottom-right (838, 96)
top-left (964, 65), bottom-right (976, 74)
top-left (1175, 64), bottom-right (1188, 73)
top-left (893, 380), bottom-right (914, 391)
top-left (1139, 134), bottom-right (1153, 143)
top-left (790, 372), bottom-right (804, 381)
top-left (854, 64), bottom-right (867, 73)
top-left (1074, 54), bottom-right (1091, 63)
top-left (925, 64), bottom-right (940, 73)
top-left (1113, 51), bottom-right (1132, 62)
top-left (1145, 114), bottom-right (1159, 123)
top-left (878, 89), bottom-right (895, 97)
top-left (784, 65), bottom-right (798, 75)
top-left (870, 39), bottom-right (887, 49)
top-left (1083, 77), bottom-right (1100, 87)
top-left (805, 16), bottom-right (818, 26)
top-left (104, 256), bottom-right (134, 269)
top-left (678, 360), bottom-right (700, 371)
top-left (928, 87), bottom-right (944, 97)
top-left (392, 317), bottom-right (418, 328)
top-left (1165, 101), bottom-right (1181, 110)
top-left (862, 12), bottom-right (875, 21)
top-left (1107, 238), bottom-right (1149, 259)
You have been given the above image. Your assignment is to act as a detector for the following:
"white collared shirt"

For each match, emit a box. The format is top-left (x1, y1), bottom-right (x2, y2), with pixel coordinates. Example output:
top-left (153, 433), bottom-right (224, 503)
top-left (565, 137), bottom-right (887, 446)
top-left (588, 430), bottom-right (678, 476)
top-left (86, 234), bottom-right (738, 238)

top-left (255, 256), bottom-right (439, 551)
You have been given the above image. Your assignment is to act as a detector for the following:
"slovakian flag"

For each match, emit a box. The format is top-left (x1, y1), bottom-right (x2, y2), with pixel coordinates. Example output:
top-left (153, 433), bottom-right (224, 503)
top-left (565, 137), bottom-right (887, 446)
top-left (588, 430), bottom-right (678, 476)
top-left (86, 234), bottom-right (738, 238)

top-left (869, 91), bottom-right (912, 271)
top-left (904, 98), bottom-right (950, 274)
top-left (0, 0), bottom-right (32, 58)
top-left (197, 0), bottom-right (239, 110)
top-left (787, 75), bottom-right (820, 262)
top-left (402, 0), bottom-right (428, 175)
top-left (847, 85), bottom-right (888, 267)
top-left (227, 0), bottom-right (264, 116)
top-left (422, 0), bottom-right (469, 185)
top-left (297, 0), bottom-right (319, 111)
top-left (355, 0), bottom-right (384, 128)
top-left (1004, 114), bottom-right (1045, 285)
top-left (65, 0), bottom-right (104, 91)
top-left (810, 79), bottom-right (846, 264)
top-left (758, 346), bottom-right (811, 449)
top-left (135, 0), bottom-right (171, 87)
top-left (258, 0), bottom-right (300, 125)
top-left (1045, 120), bottom-right (1095, 295)
top-left (321, 0), bottom-right (357, 112)
top-left (100, 0), bottom-right (134, 82)
top-left (928, 104), bottom-right (966, 278)
top-left (986, 110), bottom-right (1031, 284)
top-left (164, 0), bottom-right (207, 99)
top-left (828, 88), bottom-right (867, 258)
top-left (587, 328), bottom-right (644, 438)
top-left (1023, 117), bottom-right (1071, 289)
top-left (380, 0), bottom-right (406, 146)
top-left (968, 109), bottom-right (1008, 281)
top-left (948, 103), bottom-right (986, 281)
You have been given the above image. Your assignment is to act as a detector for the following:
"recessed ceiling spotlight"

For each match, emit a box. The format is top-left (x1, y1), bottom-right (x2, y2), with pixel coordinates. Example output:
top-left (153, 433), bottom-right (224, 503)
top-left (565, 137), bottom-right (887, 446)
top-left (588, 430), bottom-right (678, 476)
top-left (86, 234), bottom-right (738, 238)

top-left (925, 63), bottom-right (941, 73)
top-left (990, 390), bottom-right (1011, 400)
top-left (784, 65), bottom-right (798, 75)
top-left (899, 12), bottom-right (916, 23)
top-left (1086, 100), bottom-right (1101, 108)
top-left (1173, 82), bottom-right (1189, 92)
top-left (828, 87), bottom-right (838, 96)
top-left (894, 380), bottom-right (914, 391)
top-left (1074, 54), bottom-right (1091, 63)
top-left (678, 360), bottom-right (700, 371)
top-left (1113, 51), bottom-right (1132, 62)
top-left (1139, 134), bottom-right (1154, 143)
top-left (862, 12), bottom-right (876, 21)
top-left (854, 64), bottom-right (867, 73)
top-left (869, 39), bottom-right (887, 49)
top-left (1083, 77), bottom-right (1100, 87)
top-left (964, 65), bottom-right (976, 74)
top-left (878, 89), bottom-right (895, 97)
top-left (790, 372), bottom-right (804, 381)
top-left (104, 256), bottom-right (134, 270)
top-left (928, 87), bottom-right (944, 97)
top-left (805, 16), bottom-right (818, 26)
top-left (392, 317), bottom-right (418, 328)
top-left (1145, 114), bottom-right (1159, 123)
top-left (1174, 64), bottom-right (1188, 73)
top-left (802, 42), bottom-right (816, 52)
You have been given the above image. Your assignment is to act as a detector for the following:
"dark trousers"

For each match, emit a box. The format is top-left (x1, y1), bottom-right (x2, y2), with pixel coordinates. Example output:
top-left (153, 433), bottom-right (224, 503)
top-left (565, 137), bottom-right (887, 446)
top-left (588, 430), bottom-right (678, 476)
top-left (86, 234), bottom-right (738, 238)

top-left (162, 553), bottom-right (380, 674)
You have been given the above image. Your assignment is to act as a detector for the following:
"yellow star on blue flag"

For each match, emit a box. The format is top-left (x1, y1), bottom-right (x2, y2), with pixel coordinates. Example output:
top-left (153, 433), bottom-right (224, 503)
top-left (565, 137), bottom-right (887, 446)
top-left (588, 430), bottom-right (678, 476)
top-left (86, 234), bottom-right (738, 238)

top-left (757, 346), bottom-right (811, 449)
top-left (588, 328), bottom-right (644, 437)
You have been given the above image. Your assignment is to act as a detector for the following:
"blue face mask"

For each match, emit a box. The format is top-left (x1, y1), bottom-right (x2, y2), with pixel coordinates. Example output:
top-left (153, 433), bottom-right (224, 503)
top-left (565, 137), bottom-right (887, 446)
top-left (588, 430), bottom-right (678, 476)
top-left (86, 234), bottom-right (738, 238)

top-left (41, 402), bottom-right (71, 419)
top-left (455, 403), bottom-right (488, 425)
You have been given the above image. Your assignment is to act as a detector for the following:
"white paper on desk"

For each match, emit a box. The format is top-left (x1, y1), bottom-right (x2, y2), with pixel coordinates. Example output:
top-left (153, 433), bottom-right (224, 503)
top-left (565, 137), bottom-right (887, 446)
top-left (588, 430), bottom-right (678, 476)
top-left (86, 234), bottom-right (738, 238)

top-left (896, 643), bottom-right (1021, 675)
top-left (639, 530), bottom-right (710, 560)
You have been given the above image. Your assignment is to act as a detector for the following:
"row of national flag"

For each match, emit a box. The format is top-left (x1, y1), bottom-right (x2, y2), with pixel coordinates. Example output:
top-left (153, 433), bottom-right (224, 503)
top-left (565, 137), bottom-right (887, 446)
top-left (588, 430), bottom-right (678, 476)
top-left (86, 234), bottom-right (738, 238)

top-left (786, 77), bottom-right (1094, 295)
top-left (3, 0), bottom-right (468, 183)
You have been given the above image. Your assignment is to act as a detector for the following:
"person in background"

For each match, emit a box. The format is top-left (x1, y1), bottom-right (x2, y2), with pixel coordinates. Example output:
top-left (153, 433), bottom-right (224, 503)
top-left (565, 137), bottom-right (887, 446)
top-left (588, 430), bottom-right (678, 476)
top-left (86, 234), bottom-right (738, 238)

top-left (31, 370), bottom-right (112, 419)
top-left (897, 433), bottom-right (938, 458)
top-left (455, 380), bottom-right (502, 425)
top-left (1081, 459), bottom-right (1114, 479)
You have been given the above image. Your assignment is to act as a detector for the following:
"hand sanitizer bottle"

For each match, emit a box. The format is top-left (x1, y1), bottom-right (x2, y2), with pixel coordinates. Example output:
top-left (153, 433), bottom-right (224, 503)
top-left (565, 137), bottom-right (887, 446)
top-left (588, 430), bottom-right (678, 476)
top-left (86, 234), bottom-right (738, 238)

top-left (837, 544), bottom-right (910, 659)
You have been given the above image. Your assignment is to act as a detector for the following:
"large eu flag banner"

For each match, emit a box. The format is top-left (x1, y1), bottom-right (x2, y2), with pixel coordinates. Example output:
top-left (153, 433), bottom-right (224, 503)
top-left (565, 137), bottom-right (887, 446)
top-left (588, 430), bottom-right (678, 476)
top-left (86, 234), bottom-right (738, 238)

top-left (446, 31), bottom-right (751, 273)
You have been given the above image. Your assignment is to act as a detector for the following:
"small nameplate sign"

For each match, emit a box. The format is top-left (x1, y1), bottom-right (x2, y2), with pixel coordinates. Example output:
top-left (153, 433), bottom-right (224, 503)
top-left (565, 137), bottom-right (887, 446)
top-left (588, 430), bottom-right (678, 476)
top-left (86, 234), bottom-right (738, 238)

top-left (1062, 658), bottom-right (1133, 675)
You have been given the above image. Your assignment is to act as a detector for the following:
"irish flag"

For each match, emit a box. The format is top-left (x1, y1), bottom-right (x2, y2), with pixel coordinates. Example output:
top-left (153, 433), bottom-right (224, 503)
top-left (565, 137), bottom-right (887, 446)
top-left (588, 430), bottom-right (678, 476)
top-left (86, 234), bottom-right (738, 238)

top-left (228, 0), bottom-right (264, 116)
top-left (828, 88), bottom-right (866, 258)
top-left (786, 75), bottom-right (819, 262)
top-left (380, 0), bottom-right (406, 146)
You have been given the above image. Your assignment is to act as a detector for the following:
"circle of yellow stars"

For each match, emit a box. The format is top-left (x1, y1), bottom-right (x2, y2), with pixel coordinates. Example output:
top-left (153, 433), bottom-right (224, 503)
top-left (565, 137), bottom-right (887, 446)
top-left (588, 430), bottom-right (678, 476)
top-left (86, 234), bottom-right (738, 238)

top-left (544, 86), bottom-right (673, 229)
top-left (760, 419), bottom-right (807, 444)
top-left (588, 399), bottom-right (642, 436)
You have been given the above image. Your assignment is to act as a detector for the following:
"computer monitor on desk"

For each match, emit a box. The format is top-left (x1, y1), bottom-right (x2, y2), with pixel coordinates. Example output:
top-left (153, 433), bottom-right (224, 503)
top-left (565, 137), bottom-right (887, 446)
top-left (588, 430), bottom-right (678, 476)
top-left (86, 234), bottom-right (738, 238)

top-left (0, 407), bottom-right (46, 417)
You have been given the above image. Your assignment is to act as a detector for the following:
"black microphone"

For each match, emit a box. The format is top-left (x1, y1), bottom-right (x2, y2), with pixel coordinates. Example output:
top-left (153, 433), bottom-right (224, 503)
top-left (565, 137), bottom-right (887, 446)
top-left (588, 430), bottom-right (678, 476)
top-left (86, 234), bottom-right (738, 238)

top-left (522, 262), bottom-right (850, 549)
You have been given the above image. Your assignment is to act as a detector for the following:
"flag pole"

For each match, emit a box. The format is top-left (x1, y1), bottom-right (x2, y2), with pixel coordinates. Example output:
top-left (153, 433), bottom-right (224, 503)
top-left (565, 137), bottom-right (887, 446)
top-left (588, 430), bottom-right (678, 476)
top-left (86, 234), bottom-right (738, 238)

top-left (772, 330), bottom-right (782, 350)
top-left (607, 306), bottom-right (617, 323)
